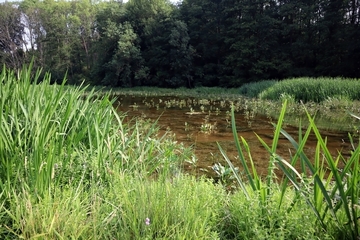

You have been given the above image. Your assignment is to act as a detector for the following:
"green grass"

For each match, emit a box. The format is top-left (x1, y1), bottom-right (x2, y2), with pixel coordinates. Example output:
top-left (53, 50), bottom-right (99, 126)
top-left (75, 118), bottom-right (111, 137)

top-left (3, 174), bottom-right (225, 239)
top-left (90, 78), bottom-right (360, 131)
top-left (218, 100), bottom-right (360, 239)
top-left (222, 188), bottom-right (335, 240)
top-left (91, 85), bottom-right (242, 100)
top-left (238, 80), bottom-right (277, 98)
top-left (0, 64), bottom-right (358, 239)
top-left (105, 77), bottom-right (360, 104)
top-left (257, 77), bottom-right (360, 102)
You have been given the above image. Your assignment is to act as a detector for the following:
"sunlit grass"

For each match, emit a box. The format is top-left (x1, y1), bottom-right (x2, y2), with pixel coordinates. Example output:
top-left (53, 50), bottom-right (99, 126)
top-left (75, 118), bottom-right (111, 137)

top-left (218, 100), bottom-right (360, 239)
top-left (258, 77), bottom-right (360, 102)
top-left (1, 65), bottom-right (358, 239)
top-left (0, 64), bottom-right (189, 197)
top-left (3, 174), bottom-right (225, 239)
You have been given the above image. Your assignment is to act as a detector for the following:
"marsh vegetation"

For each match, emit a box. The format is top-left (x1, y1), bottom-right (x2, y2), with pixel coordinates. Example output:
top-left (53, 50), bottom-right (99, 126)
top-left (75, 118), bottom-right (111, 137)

top-left (2, 0), bottom-right (360, 237)
top-left (1, 65), bottom-right (359, 239)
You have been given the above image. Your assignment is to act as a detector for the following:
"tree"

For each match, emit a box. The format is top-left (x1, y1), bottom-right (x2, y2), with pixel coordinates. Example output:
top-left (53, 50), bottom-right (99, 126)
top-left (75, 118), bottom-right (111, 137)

top-left (179, 0), bottom-right (227, 86)
top-left (90, 0), bottom-right (132, 85)
top-left (142, 18), bottom-right (194, 87)
top-left (101, 21), bottom-right (147, 87)
top-left (0, 2), bottom-right (26, 70)
top-left (276, 0), bottom-right (320, 77)
top-left (223, 0), bottom-right (289, 86)
top-left (19, 0), bottom-right (100, 83)
top-left (312, 0), bottom-right (360, 77)
top-left (66, 0), bottom-right (99, 83)
top-left (93, 0), bottom-right (194, 87)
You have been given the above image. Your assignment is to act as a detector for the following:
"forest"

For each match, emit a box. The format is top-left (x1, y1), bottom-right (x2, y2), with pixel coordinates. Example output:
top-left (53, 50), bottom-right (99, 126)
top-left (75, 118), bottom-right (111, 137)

top-left (1, 0), bottom-right (359, 88)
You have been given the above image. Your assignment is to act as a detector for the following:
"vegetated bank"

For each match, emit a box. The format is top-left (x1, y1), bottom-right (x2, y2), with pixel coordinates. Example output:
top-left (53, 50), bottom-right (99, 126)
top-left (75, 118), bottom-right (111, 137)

top-left (0, 66), bottom-right (358, 239)
top-left (96, 77), bottom-right (360, 132)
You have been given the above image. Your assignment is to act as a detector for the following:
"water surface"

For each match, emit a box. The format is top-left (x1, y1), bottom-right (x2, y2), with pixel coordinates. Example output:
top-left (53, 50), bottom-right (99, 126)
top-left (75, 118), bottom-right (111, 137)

top-left (115, 95), bottom-right (352, 178)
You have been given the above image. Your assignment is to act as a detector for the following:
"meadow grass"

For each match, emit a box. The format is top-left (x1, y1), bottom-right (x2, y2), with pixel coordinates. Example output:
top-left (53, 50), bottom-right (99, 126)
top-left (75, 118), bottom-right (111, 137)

top-left (0, 64), bottom-right (209, 239)
top-left (222, 188), bottom-right (336, 240)
top-left (256, 77), bottom-right (360, 102)
top-left (2, 174), bottom-right (225, 239)
top-left (0, 63), bottom-right (189, 196)
top-left (0, 65), bottom-right (357, 239)
top-left (97, 77), bottom-right (360, 104)
top-left (90, 85), bottom-right (242, 100)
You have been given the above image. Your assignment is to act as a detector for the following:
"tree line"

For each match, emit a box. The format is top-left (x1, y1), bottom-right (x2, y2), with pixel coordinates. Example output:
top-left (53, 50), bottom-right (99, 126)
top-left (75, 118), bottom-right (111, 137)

top-left (1, 0), bottom-right (359, 88)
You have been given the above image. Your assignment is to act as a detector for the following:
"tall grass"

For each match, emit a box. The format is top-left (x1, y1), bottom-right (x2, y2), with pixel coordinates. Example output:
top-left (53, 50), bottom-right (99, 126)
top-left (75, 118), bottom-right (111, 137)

top-left (2, 174), bottom-right (225, 239)
top-left (0, 63), bottom-right (207, 238)
top-left (0, 63), bottom-right (189, 196)
top-left (258, 77), bottom-right (360, 102)
top-left (219, 100), bottom-right (360, 239)
top-left (1, 64), bottom-right (356, 239)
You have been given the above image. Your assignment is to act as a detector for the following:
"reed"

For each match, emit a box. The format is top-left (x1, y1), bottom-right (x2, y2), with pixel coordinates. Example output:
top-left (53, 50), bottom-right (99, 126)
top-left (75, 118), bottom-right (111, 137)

top-left (219, 99), bottom-right (360, 238)
top-left (0, 63), bottom-right (188, 197)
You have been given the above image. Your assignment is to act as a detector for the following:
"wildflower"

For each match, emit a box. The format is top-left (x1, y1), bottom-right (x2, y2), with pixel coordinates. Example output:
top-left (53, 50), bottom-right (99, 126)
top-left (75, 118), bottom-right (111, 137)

top-left (145, 217), bottom-right (150, 226)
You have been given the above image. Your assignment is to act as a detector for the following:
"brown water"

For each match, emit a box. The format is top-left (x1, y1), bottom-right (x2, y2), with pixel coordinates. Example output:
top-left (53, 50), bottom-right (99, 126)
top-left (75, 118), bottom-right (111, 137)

top-left (115, 95), bottom-right (352, 178)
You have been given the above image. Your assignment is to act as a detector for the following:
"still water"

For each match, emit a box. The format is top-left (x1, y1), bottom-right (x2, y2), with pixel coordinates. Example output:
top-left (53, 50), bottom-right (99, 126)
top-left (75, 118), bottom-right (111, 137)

top-left (115, 95), bottom-right (352, 178)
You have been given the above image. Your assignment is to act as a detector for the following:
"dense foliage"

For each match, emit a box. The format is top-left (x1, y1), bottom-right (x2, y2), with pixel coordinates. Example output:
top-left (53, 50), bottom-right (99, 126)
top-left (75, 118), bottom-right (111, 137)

top-left (1, 65), bottom-right (354, 239)
top-left (0, 0), bottom-right (359, 87)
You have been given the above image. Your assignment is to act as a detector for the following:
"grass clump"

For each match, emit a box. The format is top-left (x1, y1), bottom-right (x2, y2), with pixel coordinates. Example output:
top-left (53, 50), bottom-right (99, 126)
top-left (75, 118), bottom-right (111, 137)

top-left (0, 63), bottom-right (189, 195)
top-left (222, 189), bottom-right (334, 240)
top-left (258, 77), bottom-right (360, 102)
top-left (3, 174), bottom-right (225, 239)
top-left (1, 63), bottom-right (213, 239)
top-left (218, 100), bottom-right (360, 239)
top-left (238, 80), bottom-right (277, 98)
top-left (97, 174), bottom-right (224, 239)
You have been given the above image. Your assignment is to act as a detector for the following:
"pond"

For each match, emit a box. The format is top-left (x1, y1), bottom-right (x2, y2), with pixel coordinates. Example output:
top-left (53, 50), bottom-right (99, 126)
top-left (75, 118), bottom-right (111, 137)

top-left (115, 95), bottom-right (353, 178)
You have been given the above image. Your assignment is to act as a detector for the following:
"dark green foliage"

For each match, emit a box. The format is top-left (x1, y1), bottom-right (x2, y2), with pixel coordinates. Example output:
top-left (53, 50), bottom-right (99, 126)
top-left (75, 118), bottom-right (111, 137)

top-left (180, 0), bottom-right (227, 87)
top-left (90, 1), bottom-right (128, 85)
top-left (238, 80), bottom-right (277, 98)
top-left (101, 21), bottom-right (147, 87)
top-left (1, 0), bottom-right (359, 87)
top-left (223, 0), bottom-right (287, 85)
top-left (142, 19), bottom-right (195, 88)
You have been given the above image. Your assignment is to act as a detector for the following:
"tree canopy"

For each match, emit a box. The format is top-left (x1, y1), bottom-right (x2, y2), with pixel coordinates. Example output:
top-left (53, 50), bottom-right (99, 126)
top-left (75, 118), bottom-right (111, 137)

top-left (0, 0), bottom-right (359, 87)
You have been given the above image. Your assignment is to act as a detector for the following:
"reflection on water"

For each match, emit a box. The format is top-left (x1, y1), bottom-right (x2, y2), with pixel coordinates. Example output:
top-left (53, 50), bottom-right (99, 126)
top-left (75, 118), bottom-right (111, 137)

top-left (115, 95), bottom-right (352, 178)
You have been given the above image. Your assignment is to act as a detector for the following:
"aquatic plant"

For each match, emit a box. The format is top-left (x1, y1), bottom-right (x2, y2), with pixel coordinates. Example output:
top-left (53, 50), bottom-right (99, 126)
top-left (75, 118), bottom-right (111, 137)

top-left (219, 100), bottom-right (360, 238)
